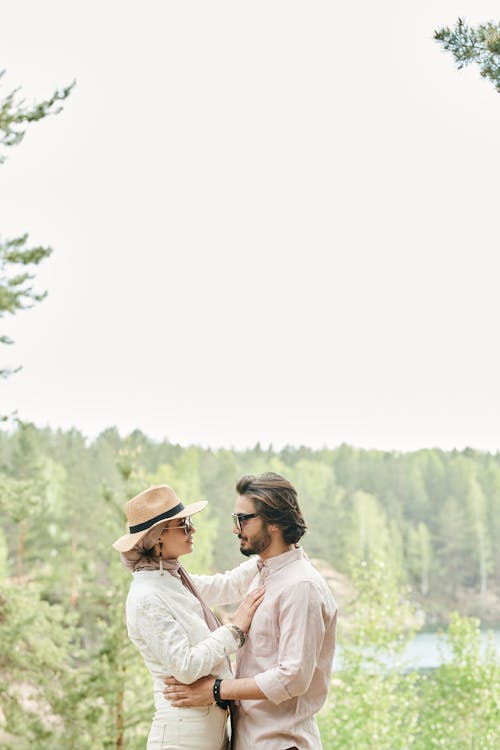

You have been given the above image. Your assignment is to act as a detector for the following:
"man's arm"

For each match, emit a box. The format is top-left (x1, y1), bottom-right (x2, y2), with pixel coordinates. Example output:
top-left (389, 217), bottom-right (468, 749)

top-left (252, 579), bottom-right (331, 704)
top-left (164, 675), bottom-right (266, 705)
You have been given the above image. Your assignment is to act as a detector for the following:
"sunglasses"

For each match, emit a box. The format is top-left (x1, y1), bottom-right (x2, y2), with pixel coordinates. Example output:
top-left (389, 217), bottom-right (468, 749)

top-left (231, 512), bottom-right (259, 533)
top-left (165, 516), bottom-right (193, 536)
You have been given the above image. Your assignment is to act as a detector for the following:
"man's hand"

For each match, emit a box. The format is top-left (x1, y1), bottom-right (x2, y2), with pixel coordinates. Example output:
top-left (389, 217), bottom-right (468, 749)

top-left (163, 675), bottom-right (215, 707)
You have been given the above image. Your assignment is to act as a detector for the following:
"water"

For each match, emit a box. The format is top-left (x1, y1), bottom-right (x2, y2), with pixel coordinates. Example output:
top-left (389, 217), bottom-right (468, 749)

top-left (402, 628), bottom-right (500, 670)
top-left (334, 628), bottom-right (500, 671)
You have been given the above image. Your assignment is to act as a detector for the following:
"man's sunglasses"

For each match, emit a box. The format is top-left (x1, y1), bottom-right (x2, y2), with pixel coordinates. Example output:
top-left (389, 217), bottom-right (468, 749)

top-left (164, 516), bottom-right (193, 536)
top-left (231, 512), bottom-right (259, 533)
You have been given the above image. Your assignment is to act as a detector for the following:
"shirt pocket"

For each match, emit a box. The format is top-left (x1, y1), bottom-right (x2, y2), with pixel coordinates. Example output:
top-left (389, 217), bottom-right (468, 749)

top-left (250, 607), bottom-right (276, 656)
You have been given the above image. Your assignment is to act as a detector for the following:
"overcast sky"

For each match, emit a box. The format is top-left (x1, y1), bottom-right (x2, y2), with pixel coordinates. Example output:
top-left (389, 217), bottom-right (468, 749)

top-left (1, 1), bottom-right (499, 452)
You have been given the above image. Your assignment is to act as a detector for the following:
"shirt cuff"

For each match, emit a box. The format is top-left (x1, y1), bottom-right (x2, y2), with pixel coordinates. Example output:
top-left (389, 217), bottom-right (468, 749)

top-left (254, 670), bottom-right (291, 705)
top-left (212, 624), bottom-right (240, 654)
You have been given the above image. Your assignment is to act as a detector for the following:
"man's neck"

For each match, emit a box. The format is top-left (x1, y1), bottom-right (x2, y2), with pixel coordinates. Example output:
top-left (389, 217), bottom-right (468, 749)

top-left (259, 542), bottom-right (294, 561)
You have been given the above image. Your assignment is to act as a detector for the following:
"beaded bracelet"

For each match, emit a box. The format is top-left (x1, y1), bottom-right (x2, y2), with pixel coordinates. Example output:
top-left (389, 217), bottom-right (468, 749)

top-left (226, 623), bottom-right (246, 648)
top-left (213, 678), bottom-right (230, 709)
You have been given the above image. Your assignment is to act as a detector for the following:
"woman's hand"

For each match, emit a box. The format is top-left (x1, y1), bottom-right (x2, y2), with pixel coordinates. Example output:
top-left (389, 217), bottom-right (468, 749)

top-left (231, 585), bottom-right (265, 633)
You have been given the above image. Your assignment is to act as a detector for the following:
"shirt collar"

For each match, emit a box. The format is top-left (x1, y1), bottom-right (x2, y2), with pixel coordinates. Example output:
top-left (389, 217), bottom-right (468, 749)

top-left (257, 546), bottom-right (303, 576)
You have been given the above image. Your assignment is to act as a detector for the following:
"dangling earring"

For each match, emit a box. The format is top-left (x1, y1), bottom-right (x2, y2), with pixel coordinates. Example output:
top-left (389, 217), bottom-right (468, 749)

top-left (159, 540), bottom-right (164, 575)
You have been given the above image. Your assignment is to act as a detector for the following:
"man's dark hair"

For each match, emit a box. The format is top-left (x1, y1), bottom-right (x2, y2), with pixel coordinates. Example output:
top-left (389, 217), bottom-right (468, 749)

top-left (236, 472), bottom-right (307, 544)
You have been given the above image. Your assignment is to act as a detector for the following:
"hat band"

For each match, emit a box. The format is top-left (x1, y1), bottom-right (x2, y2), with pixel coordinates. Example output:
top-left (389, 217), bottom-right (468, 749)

top-left (129, 503), bottom-right (185, 533)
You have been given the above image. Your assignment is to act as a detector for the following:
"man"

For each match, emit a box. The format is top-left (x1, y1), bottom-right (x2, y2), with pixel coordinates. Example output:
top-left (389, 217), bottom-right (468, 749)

top-left (165, 472), bottom-right (337, 750)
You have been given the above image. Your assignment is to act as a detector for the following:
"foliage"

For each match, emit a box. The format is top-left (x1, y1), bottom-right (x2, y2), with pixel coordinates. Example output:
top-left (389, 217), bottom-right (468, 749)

top-left (318, 566), bottom-right (499, 750)
top-left (0, 69), bottom-right (73, 378)
top-left (0, 580), bottom-right (78, 749)
top-left (414, 614), bottom-right (500, 749)
top-left (435, 18), bottom-right (500, 93)
top-left (0, 69), bottom-right (73, 158)
top-left (318, 560), bottom-right (420, 750)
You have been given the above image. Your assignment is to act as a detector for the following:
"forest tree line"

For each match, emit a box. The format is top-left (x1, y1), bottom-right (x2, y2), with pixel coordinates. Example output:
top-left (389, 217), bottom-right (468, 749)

top-left (0, 423), bottom-right (499, 749)
top-left (1, 423), bottom-right (499, 622)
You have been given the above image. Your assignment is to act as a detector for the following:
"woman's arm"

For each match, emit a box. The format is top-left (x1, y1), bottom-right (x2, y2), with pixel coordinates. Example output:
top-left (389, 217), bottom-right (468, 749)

top-left (190, 557), bottom-right (259, 605)
top-left (134, 596), bottom-right (239, 684)
top-left (133, 586), bottom-right (264, 684)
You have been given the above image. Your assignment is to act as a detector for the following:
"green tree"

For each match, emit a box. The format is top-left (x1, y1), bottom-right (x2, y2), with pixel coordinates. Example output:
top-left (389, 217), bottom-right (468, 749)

top-left (0, 69), bottom-right (73, 378)
top-left (484, 462), bottom-right (500, 586)
top-left (101, 441), bottom-right (150, 750)
top-left (199, 447), bottom-right (240, 572)
top-left (435, 18), bottom-right (500, 93)
top-left (318, 560), bottom-right (419, 750)
top-left (407, 522), bottom-right (432, 597)
top-left (0, 579), bottom-right (78, 749)
top-left (435, 496), bottom-right (467, 598)
top-left (345, 491), bottom-right (392, 567)
top-left (285, 459), bottom-right (340, 564)
top-left (465, 476), bottom-right (491, 594)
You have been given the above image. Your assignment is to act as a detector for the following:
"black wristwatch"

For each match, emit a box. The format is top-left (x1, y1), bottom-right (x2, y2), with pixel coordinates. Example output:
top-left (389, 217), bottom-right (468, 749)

top-left (213, 678), bottom-right (230, 709)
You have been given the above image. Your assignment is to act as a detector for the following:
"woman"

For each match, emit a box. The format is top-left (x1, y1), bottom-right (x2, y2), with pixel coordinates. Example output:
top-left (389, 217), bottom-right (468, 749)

top-left (112, 484), bottom-right (263, 750)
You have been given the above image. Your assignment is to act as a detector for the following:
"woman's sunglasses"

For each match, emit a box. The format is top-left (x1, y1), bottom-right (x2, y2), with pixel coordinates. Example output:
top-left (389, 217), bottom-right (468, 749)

top-left (164, 516), bottom-right (193, 536)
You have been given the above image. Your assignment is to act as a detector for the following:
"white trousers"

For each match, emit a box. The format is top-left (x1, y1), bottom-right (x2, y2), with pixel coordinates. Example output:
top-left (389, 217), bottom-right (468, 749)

top-left (147, 704), bottom-right (229, 750)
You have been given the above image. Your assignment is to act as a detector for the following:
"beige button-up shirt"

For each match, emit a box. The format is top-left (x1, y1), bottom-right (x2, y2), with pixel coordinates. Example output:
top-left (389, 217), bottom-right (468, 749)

top-left (234, 547), bottom-right (337, 750)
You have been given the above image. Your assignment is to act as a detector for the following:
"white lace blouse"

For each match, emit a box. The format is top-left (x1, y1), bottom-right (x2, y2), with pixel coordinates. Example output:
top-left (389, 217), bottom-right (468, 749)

top-left (125, 558), bottom-right (258, 695)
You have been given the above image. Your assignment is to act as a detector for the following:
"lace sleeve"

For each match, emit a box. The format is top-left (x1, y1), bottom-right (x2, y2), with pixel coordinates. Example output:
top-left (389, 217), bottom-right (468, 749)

top-left (135, 596), bottom-right (238, 683)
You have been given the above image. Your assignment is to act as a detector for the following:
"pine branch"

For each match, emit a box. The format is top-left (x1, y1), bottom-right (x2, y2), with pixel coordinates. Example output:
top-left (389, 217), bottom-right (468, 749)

top-left (0, 70), bottom-right (75, 162)
top-left (435, 18), bottom-right (500, 93)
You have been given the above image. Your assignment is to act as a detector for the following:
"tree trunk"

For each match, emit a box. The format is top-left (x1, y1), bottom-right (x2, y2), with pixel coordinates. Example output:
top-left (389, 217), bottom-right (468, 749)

top-left (479, 539), bottom-right (487, 594)
top-left (420, 567), bottom-right (429, 597)
top-left (70, 533), bottom-right (78, 608)
top-left (17, 521), bottom-right (26, 580)
top-left (116, 628), bottom-right (127, 750)
top-left (476, 521), bottom-right (488, 595)
top-left (116, 688), bottom-right (124, 750)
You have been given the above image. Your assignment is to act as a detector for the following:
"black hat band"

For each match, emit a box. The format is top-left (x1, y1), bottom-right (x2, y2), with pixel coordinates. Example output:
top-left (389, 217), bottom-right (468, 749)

top-left (129, 503), bottom-right (185, 533)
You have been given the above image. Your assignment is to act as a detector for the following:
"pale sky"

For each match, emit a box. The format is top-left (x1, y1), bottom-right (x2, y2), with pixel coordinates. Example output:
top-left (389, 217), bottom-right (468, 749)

top-left (1, 1), bottom-right (499, 452)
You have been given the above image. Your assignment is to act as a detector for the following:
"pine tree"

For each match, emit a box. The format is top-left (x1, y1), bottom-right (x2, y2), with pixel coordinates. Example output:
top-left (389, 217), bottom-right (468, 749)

top-left (0, 69), bottom-right (73, 378)
top-left (435, 18), bottom-right (500, 93)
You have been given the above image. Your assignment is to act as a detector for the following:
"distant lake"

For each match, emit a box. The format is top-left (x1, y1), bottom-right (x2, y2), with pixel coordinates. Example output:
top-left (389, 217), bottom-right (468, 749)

top-left (334, 628), bottom-right (500, 671)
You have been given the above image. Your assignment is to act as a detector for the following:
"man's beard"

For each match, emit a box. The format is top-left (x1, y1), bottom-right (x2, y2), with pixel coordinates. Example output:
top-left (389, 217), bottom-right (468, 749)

top-left (239, 524), bottom-right (272, 556)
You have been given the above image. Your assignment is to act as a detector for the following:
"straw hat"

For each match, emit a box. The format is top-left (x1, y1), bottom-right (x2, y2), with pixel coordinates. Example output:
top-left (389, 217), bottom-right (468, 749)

top-left (112, 484), bottom-right (207, 552)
